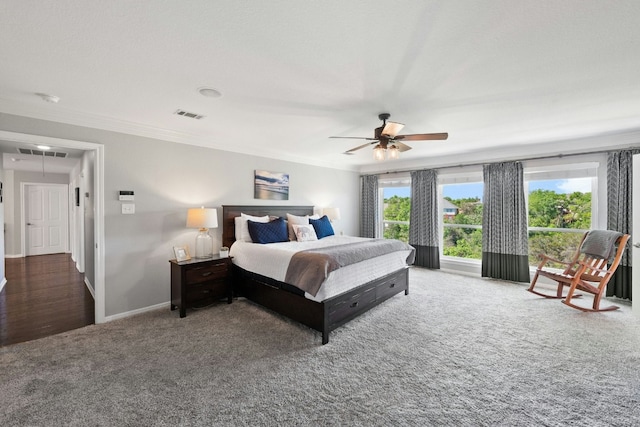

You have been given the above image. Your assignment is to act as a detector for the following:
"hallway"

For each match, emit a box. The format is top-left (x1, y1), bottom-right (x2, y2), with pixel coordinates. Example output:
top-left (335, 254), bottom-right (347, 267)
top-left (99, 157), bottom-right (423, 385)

top-left (0, 253), bottom-right (94, 346)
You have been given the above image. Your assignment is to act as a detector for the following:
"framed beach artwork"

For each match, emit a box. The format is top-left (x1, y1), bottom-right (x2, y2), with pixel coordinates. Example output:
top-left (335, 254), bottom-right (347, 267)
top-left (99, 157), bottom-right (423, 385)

top-left (254, 170), bottom-right (289, 200)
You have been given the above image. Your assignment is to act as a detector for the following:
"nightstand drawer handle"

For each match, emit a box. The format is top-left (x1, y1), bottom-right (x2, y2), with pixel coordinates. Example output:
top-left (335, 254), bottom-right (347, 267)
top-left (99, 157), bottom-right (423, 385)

top-left (350, 301), bottom-right (359, 308)
top-left (389, 283), bottom-right (395, 288)
top-left (201, 272), bottom-right (213, 277)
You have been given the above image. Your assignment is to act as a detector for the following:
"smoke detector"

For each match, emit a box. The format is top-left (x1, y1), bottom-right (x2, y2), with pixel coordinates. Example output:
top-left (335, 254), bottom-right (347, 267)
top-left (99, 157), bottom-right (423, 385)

top-left (36, 93), bottom-right (60, 103)
top-left (198, 87), bottom-right (222, 98)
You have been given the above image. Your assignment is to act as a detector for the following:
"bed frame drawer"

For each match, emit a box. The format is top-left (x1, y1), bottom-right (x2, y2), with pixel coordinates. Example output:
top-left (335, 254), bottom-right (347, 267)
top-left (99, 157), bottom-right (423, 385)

top-left (327, 284), bottom-right (377, 328)
top-left (376, 269), bottom-right (409, 301)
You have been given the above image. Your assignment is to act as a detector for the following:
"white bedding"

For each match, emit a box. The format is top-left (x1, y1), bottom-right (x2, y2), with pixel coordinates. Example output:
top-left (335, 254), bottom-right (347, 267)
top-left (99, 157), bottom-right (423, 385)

top-left (229, 235), bottom-right (412, 302)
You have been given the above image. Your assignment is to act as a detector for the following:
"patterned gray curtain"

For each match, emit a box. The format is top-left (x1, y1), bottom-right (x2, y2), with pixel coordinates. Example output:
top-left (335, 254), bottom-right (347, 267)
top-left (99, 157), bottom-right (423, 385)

top-left (606, 150), bottom-right (638, 300)
top-left (409, 169), bottom-right (440, 268)
top-left (360, 175), bottom-right (378, 238)
top-left (481, 162), bottom-right (530, 282)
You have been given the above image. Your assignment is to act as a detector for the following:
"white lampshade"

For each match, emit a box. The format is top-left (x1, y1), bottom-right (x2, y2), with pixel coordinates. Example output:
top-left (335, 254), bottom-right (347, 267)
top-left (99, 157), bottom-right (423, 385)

top-left (186, 207), bottom-right (217, 258)
top-left (323, 207), bottom-right (341, 221)
top-left (186, 207), bottom-right (218, 229)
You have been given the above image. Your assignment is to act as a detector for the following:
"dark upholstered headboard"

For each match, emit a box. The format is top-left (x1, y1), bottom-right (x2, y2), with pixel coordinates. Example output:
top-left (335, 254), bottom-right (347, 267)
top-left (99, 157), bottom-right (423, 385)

top-left (222, 205), bottom-right (315, 249)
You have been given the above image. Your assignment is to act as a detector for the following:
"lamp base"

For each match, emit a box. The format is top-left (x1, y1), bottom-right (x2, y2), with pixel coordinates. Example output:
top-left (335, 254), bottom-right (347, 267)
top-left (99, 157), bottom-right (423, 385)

top-left (194, 228), bottom-right (213, 258)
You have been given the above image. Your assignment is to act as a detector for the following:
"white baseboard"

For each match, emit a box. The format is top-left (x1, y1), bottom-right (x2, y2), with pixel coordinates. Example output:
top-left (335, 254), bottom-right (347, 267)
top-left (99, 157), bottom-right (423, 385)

top-left (84, 277), bottom-right (95, 298)
top-left (0, 277), bottom-right (6, 293)
top-left (4, 254), bottom-right (24, 258)
top-left (104, 301), bottom-right (171, 322)
top-left (5, 252), bottom-right (71, 259)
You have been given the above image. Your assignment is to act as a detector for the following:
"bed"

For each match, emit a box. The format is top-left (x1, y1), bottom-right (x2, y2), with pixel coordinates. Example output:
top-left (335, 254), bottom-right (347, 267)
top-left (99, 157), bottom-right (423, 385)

top-left (223, 205), bottom-right (414, 344)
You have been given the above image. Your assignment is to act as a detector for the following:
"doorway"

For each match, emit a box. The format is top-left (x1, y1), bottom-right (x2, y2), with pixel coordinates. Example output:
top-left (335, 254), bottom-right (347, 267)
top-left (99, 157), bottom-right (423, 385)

top-left (0, 131), bottom-right (105, 323)
top-left (633, 154), bottom-right (639, 317)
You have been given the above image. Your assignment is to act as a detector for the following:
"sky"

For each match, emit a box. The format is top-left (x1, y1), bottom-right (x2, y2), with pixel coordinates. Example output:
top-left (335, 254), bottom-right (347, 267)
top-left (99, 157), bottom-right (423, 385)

top-left (383, 178), bottom-right (592, 200)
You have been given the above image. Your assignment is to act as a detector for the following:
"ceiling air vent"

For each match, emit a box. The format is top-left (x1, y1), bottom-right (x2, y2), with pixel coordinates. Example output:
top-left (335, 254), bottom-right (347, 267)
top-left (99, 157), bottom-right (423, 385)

top-left (174, 109), bottom-right (205, 120)
top-left (17, 148), bottom-right (68, 158)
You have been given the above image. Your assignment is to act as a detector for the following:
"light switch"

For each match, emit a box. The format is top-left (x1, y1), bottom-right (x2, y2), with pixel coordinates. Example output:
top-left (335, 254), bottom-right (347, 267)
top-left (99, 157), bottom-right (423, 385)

top-left (121, 203), bottom-right (135, 214)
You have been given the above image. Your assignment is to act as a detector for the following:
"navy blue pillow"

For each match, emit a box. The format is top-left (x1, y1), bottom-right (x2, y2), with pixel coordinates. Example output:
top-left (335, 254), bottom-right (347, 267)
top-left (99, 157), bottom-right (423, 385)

top-left (247, 217), bottom-right (288, 244)
top-left (309, 215), bottom-right (334, 239)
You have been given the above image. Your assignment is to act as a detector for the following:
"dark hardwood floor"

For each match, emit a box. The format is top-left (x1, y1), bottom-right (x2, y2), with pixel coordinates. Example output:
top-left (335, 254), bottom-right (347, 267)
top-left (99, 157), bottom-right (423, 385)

top-left (0, 253), bottom-right (94, 346)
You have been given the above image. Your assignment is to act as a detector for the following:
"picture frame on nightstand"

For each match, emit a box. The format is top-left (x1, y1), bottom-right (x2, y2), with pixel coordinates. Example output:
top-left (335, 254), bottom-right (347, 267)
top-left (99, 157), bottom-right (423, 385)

top-left (173, 245), bottom-right (191, 262)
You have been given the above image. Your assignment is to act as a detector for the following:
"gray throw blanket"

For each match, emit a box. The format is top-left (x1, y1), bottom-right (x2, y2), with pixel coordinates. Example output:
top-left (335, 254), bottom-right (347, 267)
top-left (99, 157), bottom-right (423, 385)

top-left (284, 239), bottom-right (415, 297)
top-left (580, 230), bottom-right (623, 260)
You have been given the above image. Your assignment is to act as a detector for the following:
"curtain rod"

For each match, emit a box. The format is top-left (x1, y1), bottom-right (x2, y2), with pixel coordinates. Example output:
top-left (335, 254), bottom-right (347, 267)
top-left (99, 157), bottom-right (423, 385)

top-left (362, 146), bottom-right (640, 177)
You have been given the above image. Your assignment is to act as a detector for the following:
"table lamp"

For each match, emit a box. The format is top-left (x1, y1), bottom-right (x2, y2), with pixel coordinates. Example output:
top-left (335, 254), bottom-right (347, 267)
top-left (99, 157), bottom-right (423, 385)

top-left (186, 207), bottom-right (218, 258)
top-left (323, 207), bottom-right (341, 222)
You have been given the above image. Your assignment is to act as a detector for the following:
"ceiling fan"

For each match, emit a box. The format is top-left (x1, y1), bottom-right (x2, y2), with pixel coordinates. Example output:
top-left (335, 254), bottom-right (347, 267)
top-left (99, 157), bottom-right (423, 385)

top-left (330, 113), bottom-right (448, 159)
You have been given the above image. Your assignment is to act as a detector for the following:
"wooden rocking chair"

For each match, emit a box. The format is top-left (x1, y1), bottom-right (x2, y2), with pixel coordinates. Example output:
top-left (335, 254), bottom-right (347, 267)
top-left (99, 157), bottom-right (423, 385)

top-left (527, 230), bottom-right (630, 312)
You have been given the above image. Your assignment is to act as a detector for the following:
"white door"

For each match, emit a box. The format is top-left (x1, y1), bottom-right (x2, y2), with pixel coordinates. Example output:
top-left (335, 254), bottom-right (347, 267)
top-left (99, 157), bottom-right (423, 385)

top-left (633, 154), bottom-right (640, 317)
top-left (25, 184), bottom-right (69, 256)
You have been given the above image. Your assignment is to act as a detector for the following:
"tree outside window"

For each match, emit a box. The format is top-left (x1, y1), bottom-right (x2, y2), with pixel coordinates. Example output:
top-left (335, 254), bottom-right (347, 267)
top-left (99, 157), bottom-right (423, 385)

top-left (528, 179), bottom-right (592, 267)
top-left (382, 187), bottom-right (410, 242)
top-left (442, 183), bottom-right (484, 260)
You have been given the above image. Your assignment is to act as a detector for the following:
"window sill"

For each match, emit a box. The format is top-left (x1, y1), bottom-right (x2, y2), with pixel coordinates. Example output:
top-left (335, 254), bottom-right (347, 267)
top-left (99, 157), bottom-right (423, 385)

top-left (441, 256), bottom-right (551, 282)
top-left (441, 256), bottom-right (481, 276)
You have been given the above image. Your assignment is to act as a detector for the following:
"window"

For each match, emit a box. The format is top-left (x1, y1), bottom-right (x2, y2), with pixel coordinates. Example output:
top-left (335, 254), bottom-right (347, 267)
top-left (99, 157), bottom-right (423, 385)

top-left (379, 176), bottom-right (410, 242)
top-left (376, 158), bottom-right (601, 269)
top-left (526, 164), bottom-right (597, 267)
top-left (440, 170), bottom-right (484, 261)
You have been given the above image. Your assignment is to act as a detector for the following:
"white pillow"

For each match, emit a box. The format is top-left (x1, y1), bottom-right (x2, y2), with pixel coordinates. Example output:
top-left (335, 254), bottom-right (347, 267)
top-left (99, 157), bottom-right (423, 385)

top-left (286, 213), bottom-right (308, 241)
top-left (286, 213), bottom-right (320, 241)
top-left (235, 213), bottom-right (270, 242)
top-left (293, 224), bottom-right (318, 242)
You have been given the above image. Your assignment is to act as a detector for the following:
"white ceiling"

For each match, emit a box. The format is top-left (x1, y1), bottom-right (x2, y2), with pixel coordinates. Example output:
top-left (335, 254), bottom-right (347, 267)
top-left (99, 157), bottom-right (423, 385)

top-left (1, 1), bottom-right (639, 173)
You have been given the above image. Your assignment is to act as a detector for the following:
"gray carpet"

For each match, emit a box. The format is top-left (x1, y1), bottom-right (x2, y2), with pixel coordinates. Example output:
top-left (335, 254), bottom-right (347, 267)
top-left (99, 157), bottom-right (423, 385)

top-left (2, 268), bottom-right (640, 426)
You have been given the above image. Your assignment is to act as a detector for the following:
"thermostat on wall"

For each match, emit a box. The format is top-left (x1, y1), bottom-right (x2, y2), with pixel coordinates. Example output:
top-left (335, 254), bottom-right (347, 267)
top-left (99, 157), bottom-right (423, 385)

top-left (119, 190), bottom-right (134, 201)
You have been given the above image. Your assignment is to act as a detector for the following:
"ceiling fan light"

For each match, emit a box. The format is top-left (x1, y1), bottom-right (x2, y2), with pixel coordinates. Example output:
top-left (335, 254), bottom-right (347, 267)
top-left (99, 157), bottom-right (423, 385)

top-left (373, 145), bottom-right (386, 161)
top-left (388, 145), bottom-right (400, 160)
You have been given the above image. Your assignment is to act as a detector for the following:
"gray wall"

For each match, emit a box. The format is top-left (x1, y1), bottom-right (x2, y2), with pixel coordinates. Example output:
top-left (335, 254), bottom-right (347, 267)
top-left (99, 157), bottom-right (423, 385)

top-left (0, 113), bottom-right (360, 318)
top-left (0, 164), bottom-right (4, 287)
top-left (82, 150), bottom-right (95, 288)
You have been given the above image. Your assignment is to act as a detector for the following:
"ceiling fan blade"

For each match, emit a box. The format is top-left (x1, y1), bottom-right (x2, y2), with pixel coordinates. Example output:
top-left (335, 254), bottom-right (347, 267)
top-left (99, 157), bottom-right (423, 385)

top-left (381, 121), bottom-right (404, 138)
top-left (393, 141), bottom-right (412, 152)
top-left (344, 142), bottom-right (375, 154)
top-left (394, 132), bottom-right (448, 141)
top-left (330, 136), bottom-right (377, 140)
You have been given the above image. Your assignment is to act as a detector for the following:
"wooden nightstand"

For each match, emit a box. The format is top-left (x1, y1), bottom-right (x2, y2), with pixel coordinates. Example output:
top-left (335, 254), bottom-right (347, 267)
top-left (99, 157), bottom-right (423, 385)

top-left (170, 255), bottom-right (233, 318)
